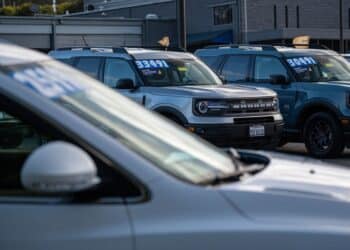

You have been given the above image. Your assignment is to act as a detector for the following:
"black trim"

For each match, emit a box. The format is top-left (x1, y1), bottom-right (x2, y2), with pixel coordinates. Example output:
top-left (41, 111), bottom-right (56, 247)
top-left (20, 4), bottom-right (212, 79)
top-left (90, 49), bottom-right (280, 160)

top-left (296, 101), bottom-right (343, 128)
top-left (153, 106), bottom-right (188, 124)
top-left (187, 121), bottom-right (284, 148)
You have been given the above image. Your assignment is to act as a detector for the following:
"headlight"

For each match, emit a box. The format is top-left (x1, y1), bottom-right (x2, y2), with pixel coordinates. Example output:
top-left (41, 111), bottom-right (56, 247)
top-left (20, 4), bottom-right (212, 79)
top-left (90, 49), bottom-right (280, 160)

top-left (272, 97), bottom-right (279, 111)
top-left (195, 100), bottom-right (229, 115)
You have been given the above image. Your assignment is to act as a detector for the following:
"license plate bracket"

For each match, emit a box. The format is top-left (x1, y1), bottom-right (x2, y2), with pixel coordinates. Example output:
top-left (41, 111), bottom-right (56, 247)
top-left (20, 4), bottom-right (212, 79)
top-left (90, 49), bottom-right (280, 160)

top-left (249, 125), bottom-right (265, 137)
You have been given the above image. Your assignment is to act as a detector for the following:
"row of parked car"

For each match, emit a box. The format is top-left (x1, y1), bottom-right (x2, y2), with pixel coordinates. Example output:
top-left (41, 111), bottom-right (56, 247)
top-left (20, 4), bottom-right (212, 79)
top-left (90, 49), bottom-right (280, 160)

top-left (49, 44), bottom-right (350, 158)
top-left (2, 42), bottom-right (350, 249)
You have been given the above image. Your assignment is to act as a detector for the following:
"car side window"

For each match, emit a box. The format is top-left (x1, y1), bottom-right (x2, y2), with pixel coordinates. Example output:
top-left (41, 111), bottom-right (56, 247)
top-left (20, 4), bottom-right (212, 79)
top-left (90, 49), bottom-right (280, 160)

top-left (57, 58), bottom-right (74, 66)
top-left (221, 55), bottom-right (250, 83)
top-left (0, 109), bottom-right (141, 200)
top-left (254, 56), bottom-right (289, 83)
top-left (199, 55), bottom-right (222, 71)
top-left (0, 112), bottom-right (52, 196)
top-left (75, 57), bottom-right (102, 79)
top-left (104, 58), bottom-right (136, 88)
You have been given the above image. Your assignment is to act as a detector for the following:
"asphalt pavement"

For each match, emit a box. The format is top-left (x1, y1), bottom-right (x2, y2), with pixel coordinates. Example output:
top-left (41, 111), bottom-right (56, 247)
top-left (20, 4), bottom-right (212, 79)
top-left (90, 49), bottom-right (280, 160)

top-left (278, 143), bottom-right (350, 168)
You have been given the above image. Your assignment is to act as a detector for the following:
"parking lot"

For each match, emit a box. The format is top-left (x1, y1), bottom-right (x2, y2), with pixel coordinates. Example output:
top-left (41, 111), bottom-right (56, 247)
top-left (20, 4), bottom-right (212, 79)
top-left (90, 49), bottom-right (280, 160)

top-left (3, 0), bottom-right (350, 248)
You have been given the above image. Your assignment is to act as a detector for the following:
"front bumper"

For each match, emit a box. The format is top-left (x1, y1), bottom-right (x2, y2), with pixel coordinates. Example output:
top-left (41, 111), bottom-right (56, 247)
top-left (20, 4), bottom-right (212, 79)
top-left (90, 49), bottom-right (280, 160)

top-left (186, 120), bottom-right (284, 148)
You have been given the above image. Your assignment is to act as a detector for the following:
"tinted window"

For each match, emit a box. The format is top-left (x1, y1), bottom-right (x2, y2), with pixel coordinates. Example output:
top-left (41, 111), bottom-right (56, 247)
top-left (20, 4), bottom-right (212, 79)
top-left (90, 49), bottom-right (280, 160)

top-left (0, 109), bottom-right (140, 198)
top-left (213, 5), bottom-right (232, 25)
top-left (57, 58), bottom-right (74, 66)
top-left (254, 56), bottom-right (289, 82)
top-left (75, 57), bottom-right (102, 79)
top-left (200, 56), bottom-right (220, 69)
top-left (104, 58), bottom-right (136, 88)
top-left (221, 55), bottom-right (250, 83)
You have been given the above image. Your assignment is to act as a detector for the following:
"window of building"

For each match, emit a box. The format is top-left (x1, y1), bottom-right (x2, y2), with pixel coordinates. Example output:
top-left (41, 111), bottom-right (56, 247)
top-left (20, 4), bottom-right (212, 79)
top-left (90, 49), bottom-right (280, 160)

top-left (296, 5), bottom-right (300, 28)
top-left (221, 55), bottom-right (251, 83)
top-left (285, 5), bottom-right (289, 28)
top-left (273, 5), bottom-right (277, 29)
top-left (213, 4), bottom-right (233, 25)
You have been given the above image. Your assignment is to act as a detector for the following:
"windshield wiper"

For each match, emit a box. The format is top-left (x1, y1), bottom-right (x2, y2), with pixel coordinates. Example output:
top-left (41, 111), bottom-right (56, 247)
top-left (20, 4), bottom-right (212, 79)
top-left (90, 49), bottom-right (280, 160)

top-left (200, 149), bottom-right (265, 186)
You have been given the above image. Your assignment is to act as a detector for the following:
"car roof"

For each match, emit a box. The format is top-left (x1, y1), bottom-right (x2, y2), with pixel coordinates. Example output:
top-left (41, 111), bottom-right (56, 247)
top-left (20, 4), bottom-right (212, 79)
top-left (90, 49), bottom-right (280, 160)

top-left (0, 41), bottom-right (49, 66)
top-left (195, 45), bottom-right (339, 58)
top-left (49, 47), bottom-right (196, 60)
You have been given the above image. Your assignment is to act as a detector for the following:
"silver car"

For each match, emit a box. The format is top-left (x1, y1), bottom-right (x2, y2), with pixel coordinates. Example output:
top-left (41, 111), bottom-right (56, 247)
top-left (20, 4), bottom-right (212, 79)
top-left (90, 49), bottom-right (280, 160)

top-left (49, 47), bottom-right (283, 148)
top-left (1, 43), bottom-right (350, 250)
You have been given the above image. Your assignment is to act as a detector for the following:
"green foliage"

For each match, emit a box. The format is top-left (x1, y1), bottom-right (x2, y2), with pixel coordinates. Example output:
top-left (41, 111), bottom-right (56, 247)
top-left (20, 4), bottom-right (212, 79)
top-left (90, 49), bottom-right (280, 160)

top-left (0, 5), bottom-right (16, 16)
top-left (16, 2), bottom-right (33, 16)
top-left (0, 0), bottom-right (83, 16)
top-left (39, 4), bottom-right (53, 15)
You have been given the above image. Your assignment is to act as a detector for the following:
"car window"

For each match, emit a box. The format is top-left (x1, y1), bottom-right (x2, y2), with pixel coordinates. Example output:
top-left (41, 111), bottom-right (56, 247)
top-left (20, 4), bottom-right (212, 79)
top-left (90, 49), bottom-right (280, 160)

top-left (7, 60), bottom-right (234, 185)
top-left (57, 58), bottom-right (74, 66)
top-left (221, 55), bottom-right (250, 83)
top-left (286, 55), bottom-right (350, 82)
top-left (0, 109), bottom-right (141, 199)
top-left (135, 58), bottom-right (222, 87)
top-left (0, 112), bottom-right (52, 196)
top-left (199, 55), bottom-right (220, 69)
top-left (75, 57), bottom-right (102, 79)
top-left (104, 58), bottom-right (136, 88)
top-left (254, 56), bottom-right (289, 82)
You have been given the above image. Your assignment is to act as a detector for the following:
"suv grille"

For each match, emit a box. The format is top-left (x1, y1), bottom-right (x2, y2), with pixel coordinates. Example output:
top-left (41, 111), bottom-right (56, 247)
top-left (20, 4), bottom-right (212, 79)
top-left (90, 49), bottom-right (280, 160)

top-left (225, 98), bottom-right (276, 115)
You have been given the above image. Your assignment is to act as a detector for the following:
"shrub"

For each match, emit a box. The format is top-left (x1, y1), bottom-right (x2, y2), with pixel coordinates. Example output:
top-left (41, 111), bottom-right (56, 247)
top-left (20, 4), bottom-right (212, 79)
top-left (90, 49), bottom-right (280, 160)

top-left (0, 6), bottom-right (16, 16)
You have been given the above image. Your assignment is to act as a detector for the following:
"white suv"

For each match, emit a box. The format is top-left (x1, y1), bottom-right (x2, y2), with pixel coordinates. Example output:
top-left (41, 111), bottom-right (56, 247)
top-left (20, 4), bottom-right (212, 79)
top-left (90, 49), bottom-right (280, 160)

top-left (49, 47), bottom-right (283, 148)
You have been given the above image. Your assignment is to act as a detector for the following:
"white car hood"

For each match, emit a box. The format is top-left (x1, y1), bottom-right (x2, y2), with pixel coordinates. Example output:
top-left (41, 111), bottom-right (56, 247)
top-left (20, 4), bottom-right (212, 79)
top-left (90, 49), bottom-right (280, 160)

top-left (220, 152), bottom-right (350, 225)
top-left (144, 85), bottom-right (275, 99)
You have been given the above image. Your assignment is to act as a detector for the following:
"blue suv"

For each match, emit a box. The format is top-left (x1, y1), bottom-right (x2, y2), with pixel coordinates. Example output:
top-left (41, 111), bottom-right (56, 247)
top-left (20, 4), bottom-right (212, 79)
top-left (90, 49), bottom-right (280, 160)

top-left (196, 45), bottom-right (350, 158)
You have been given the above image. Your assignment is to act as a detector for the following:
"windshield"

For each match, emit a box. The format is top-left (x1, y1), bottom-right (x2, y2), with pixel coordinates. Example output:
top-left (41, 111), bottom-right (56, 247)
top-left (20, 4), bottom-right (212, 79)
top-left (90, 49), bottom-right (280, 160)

top-left (7, 60), bottom-right (234, 185)
top-left (286, 55), bottom-right (350, 82)
top-left (135, 58), bottom-right (222, 86)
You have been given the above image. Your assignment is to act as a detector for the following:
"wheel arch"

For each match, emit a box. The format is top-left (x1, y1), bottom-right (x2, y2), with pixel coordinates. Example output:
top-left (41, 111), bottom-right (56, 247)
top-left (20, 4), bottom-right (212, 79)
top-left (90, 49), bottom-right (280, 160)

top-left (296, 101), bottom-right (342, 129)
top-left (153, 106), bottom-right (188, 125)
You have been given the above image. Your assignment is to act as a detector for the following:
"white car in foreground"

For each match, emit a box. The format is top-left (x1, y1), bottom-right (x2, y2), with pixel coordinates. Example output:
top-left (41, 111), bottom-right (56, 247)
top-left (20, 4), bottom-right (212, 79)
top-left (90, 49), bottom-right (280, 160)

top-left (0, 43), bottom-right (350, 250)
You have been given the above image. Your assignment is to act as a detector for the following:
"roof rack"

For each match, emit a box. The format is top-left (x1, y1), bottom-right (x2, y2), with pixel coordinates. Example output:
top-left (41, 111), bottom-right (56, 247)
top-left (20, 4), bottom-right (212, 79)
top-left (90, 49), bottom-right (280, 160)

top-left (124, 46), bottom-right (186, 52)
top-left (56, 46), bottom-right (186, 53)
top-left (271, 43), bottom-right (330, 50)
top-left (204, 44), bottom-right (278, 51)
top-left (56, 47), bottom-right (129, 54)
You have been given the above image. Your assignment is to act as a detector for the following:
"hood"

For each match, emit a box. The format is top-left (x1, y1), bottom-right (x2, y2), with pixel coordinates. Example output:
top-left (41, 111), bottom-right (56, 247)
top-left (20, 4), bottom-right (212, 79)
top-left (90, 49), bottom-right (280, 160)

top-left (144, 84), bottom-right (276, 99)
top-left (302, 81), bottom-right (350, 90)
top-left (220, 151), bottom-right (350, 225)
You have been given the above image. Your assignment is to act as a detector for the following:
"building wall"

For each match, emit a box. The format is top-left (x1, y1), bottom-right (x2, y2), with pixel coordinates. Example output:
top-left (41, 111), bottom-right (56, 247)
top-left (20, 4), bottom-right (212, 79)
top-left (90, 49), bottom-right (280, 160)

top-left (80, 0), bottom-right (350, 51)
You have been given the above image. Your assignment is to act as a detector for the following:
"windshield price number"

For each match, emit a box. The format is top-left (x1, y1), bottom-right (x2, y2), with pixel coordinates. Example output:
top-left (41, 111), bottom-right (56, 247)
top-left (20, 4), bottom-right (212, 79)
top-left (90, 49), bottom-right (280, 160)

top-left (249, 125), bottom-right (265, 138)
top-left (135, 60), bottom-right (169, 69)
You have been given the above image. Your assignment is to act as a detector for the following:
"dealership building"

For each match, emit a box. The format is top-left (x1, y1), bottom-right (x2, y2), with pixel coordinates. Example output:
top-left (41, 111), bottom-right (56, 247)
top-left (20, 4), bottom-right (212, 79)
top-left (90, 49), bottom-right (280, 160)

top-left (74, 0), bottom-right (350, 51)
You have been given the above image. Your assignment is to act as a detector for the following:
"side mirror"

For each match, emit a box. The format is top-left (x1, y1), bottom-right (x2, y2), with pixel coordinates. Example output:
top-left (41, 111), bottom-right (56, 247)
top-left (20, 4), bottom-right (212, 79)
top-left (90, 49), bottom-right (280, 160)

top-left (21, 141), bottom-right (100, 194)
top-left (116, 78), bottom-right (135, 89)
top-left (270, 74), bottom-right (289, 84)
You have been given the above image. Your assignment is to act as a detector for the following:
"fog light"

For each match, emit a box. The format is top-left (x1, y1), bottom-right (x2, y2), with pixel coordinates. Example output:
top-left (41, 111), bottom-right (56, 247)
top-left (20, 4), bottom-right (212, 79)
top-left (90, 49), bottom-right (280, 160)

top-left (341, 119), bottom-right (350, 125)
top-left (187, 127), bottom-right (195, 132)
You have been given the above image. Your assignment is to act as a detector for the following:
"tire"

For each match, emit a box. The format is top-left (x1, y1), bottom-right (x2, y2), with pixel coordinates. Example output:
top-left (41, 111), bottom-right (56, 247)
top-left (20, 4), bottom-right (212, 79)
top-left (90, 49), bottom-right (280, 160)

top-left (303, 112), bottom-right (345, 158)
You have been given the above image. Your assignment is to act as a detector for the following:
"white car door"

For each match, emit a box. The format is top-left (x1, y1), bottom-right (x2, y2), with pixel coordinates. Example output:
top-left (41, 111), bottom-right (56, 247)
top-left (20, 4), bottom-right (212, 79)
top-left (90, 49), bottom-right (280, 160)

top-left (0, 111), bottom-right (134, 250)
